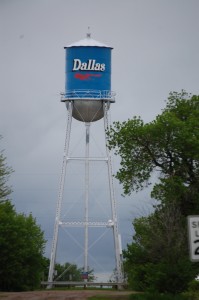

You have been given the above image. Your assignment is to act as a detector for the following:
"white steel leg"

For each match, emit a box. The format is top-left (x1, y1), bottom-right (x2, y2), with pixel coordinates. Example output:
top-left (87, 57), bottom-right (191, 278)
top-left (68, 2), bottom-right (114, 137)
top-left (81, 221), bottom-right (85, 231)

top-left (47, 102), bottom-right (73, 288)
top-left (103, 102), bottom-right (123, 285)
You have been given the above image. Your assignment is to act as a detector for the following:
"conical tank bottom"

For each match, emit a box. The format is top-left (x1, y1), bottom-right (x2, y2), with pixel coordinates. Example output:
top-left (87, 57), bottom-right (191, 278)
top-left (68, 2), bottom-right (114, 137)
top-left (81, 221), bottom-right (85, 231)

top-left (71, 100), bottom-right (104, 122)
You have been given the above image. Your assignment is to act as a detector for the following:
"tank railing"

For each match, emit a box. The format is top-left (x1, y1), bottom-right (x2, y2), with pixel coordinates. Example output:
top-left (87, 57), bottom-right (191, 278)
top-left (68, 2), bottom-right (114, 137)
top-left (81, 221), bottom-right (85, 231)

top-left (60, 89), bottom-right (115, 102)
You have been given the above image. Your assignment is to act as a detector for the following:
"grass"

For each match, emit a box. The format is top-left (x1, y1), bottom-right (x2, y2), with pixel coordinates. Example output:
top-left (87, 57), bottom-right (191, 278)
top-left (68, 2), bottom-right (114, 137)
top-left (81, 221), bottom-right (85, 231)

top-left (88, 296), bottom-right (130, 300)
top-left (88, 292), bottom-right (195, 300)
top-left (128, 293), bottom-right (193, 300)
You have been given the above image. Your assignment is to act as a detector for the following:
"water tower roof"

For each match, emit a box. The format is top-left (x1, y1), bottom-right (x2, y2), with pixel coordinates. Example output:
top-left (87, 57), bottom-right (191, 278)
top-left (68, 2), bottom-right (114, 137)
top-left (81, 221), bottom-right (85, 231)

top-left (65, 37), bottom-right (113, 49)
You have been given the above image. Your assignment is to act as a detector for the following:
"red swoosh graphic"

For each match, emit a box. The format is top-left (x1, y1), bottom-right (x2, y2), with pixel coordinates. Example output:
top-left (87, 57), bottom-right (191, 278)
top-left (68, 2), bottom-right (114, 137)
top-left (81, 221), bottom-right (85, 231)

top-left (74, 73), bottom-right (102, 80)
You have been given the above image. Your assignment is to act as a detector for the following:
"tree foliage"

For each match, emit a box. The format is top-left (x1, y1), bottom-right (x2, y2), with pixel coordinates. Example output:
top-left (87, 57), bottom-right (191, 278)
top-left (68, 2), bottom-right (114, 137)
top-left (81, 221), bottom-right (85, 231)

top-left (0, 137), bottom-right (13, 202)
top-left (0, 138), bottom-right (46, 291)
top-left (0, 201), bottom-right (46, 291)
top-left (42, 259), bottom-right (96, 283)
top-left (123, 204), bottom-right (198, 294)
top-left (54, 262), bottom-right (83, 281)
top-left (107, 91), bottom-right (199, 293)
top-left (54, 263), bottom-right (95, 282)
top-left (107, 91), bottom-right (199, 211)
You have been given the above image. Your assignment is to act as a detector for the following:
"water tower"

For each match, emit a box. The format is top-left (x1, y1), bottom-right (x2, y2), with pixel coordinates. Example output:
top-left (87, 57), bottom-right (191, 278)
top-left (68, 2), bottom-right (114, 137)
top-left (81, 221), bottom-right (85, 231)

top-left (47, 32), bottom-right (123, 287)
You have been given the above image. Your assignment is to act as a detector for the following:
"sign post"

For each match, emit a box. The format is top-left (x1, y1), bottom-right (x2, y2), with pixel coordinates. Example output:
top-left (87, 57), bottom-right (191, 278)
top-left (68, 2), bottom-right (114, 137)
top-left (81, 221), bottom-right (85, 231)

top-left (188, 215), bottom-right (199, 262)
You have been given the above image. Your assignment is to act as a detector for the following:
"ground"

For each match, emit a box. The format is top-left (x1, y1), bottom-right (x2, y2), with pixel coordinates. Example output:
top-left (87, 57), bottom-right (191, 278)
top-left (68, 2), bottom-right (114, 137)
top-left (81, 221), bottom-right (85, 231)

top-left (0, 290), bottom-right (134, 300)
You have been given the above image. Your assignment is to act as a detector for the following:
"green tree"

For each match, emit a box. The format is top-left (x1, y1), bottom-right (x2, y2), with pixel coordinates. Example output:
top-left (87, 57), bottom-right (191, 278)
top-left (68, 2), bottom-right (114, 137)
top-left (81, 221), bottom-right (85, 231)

top-left (123, 204), bottom-right (198, 294)
top-left (54, 262), bottom-right (82, 281)
top-left (107, 91), bottom-right (199, 215)
top-left (0, 137), bottom-right (46, 291)
top-left (0, 201), bottom-right (46, 291)
top-left (0, 137), bottom-right (13, 202)
top-left (107, 91), bottom-right (199, 293)
top-left (54, 263), bottom-right (96, 282)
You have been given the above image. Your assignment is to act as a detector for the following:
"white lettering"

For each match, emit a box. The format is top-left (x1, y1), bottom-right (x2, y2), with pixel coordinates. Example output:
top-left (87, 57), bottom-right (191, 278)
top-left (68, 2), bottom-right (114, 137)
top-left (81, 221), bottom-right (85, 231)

top-left (100, 63), bottom-right (105, 71)
top-left (94, 63), bottom-right (101, 71)
top-left (91, 59), bottom-right (96, 70)
top-left (73, 59), bottom-right (81, 71)
top-left (80, 62), bottom-right (87, 70)
top-left (87, 59), bottom-right (92, 70)
top-left (72, 59), bottom-right (106, 71)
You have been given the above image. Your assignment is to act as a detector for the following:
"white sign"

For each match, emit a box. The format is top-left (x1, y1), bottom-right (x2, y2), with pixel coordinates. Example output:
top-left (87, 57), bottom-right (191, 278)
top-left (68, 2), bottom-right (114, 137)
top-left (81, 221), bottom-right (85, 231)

top-left (188, 215), bottom-right (199, 261)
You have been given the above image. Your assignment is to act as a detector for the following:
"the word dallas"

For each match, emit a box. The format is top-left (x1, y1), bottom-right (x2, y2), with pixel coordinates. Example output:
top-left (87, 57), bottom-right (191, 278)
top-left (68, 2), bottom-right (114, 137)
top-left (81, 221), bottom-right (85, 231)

top-left (73, 59), bottom-right (105, 71)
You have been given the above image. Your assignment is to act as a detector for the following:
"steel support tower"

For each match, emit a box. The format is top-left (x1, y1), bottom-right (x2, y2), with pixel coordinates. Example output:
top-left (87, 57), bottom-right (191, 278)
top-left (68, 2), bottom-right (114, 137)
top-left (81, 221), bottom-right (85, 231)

top-left (47, 99), bottom-right (123, 288)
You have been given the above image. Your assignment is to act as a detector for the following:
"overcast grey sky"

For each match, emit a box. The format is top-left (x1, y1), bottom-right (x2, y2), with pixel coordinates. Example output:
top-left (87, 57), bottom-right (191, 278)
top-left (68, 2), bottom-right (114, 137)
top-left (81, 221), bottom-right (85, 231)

top-left (1, 0), bottom-right (199, 280)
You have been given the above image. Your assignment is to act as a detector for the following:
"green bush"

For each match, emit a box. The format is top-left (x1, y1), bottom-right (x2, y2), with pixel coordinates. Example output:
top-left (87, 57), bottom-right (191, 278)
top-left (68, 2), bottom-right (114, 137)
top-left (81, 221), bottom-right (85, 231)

top-left (188, 280), bottom-right (199, 292)
top-left (125, 257), bottom-right (196, 294)
top-left (129, 293), bottom-right (190, 300)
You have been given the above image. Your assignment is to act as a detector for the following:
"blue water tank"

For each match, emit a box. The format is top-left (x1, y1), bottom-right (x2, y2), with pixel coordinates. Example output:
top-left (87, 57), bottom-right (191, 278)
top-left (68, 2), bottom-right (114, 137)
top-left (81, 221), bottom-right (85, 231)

top-left (62, 35), bottom-right (115, 122)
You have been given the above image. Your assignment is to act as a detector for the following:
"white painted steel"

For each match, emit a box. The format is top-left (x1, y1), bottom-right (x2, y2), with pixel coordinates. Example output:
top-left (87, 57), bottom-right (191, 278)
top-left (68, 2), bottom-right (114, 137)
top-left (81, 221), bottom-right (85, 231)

top-left (103, 102), bottom-right (124, 284)
top-left (47, 102), bottom-right (73, 288)
top-left (59, 221), bottom-right (113, 227)
top-left (66, 37), bottom-right (112, 48)
top-left (84, 123), bottom-right (90, 281)
top-left (66, 157), bottom-right (108, 161)
top-left (47, 99), bottom-right (124, 288)
top-left (60, 91), bottom-right (115, 122)
top-left (60, 90), bottom-right (115, 101)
